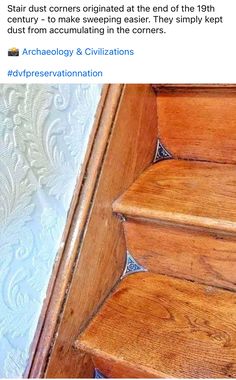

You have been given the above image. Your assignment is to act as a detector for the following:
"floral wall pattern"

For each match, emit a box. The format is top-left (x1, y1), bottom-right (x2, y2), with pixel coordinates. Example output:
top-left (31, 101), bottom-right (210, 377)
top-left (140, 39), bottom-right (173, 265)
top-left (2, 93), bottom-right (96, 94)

top-left (0, 84), bottom-right (102, 378)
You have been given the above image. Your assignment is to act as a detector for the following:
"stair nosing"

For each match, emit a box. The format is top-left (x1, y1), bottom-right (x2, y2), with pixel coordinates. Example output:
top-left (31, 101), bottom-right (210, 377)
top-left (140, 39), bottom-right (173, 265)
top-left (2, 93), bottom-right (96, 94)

top-left (75, 340), bottom-right (168, 378)
top-left (112, 206), bottom-right (236, 237)
top-left (113, 159), bottom-right (236, 236)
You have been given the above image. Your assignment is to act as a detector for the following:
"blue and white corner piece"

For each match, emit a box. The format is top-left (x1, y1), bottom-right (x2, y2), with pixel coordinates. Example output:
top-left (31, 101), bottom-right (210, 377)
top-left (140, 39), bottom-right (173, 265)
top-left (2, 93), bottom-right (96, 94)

top-left (94, 368), bottom-right (106, 378)
top-left (153, 139), bottom-right (172, 163)
top-left (121, 251), bottom-right (147, 279)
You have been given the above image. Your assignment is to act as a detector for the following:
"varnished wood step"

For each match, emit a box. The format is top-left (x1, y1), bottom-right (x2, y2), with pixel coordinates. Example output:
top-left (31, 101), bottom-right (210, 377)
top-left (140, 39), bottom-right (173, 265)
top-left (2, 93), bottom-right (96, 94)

top-left (113, 160), bottom-right (236, 234)
top-left (76, 273), bottom-right (236, 378)
top-left (156, 87), bottom-right (236, 164)
top-left (124, 219), bottom-right (236, 291)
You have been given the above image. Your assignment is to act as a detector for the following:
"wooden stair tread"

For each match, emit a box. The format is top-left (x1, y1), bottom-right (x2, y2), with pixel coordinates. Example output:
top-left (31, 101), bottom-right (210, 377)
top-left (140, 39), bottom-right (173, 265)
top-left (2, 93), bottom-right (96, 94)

top-left (77, 273), bottom-right (236, 378)
top-left (113, 160), bottom-right (236, 234)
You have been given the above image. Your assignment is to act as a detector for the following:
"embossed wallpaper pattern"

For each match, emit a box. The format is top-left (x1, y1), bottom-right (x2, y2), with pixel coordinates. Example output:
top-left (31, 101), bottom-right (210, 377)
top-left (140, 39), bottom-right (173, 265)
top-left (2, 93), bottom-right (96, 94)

top-left (0, 84), bottom-right (102, 378)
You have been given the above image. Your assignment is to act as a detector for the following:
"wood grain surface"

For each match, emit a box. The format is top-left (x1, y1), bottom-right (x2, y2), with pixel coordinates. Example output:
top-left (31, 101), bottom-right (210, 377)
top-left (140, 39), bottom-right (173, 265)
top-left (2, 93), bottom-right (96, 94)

top-left (77, 272), bottom-right (236, 378)
top-left (93, 356), bottom-right (157, 378)
top-left (124, 219), bottom-right (236, 291)
top-left (45, 84), bottom-right (158, 378)
top-left (153, 84), bottom-right (236, 93)
top-left (113, 160), bottom-right (236, 234)
top-left (157, 89), bottom-right (236, 163)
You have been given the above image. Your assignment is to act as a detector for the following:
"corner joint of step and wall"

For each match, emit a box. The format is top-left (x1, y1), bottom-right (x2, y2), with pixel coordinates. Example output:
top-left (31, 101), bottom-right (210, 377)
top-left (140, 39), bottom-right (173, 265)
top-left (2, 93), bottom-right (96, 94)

top-left (121, 251), bottom-right (148, 279)
top-left (153, 138), bottom-right (172, 163)
top-left (115, 212), bottom-right (127, 222)
top-left (94, 368), bottom-right (107, 378)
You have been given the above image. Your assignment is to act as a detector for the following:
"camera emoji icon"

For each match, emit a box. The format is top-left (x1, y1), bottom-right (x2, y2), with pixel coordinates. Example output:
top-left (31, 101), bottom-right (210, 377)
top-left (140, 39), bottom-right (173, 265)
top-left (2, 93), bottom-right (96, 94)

top-left (8, 47), bottom-right (19, 56)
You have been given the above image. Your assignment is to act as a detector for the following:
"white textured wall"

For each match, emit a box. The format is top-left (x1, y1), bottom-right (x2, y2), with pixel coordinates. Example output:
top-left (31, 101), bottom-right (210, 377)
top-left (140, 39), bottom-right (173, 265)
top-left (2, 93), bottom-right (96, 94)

top-left (0, 84), bottom-right (102, 378)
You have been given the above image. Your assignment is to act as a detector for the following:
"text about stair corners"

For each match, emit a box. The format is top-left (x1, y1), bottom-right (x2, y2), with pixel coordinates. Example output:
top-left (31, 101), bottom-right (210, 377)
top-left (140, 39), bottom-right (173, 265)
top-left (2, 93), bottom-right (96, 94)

top-left (7, 3), bottom-right (224, 35)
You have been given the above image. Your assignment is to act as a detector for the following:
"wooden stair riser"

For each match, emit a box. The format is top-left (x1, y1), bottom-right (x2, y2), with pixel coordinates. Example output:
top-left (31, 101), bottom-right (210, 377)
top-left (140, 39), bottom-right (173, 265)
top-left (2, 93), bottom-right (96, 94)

top-left (91, 356), bottom-right (158, 378)
top-left (124, 219), bottom-right (236, 291)
top-left (157, 89), bottom-right (236, 164)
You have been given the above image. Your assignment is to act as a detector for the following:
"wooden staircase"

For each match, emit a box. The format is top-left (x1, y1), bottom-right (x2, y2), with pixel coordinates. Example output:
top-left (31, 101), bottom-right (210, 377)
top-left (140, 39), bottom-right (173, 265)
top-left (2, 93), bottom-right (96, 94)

top-left (75, 85), bottom-right (236, 378)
